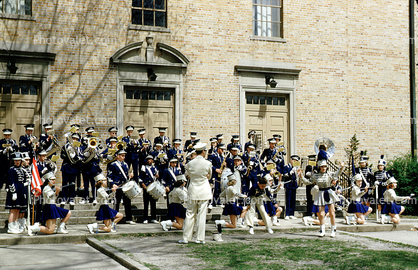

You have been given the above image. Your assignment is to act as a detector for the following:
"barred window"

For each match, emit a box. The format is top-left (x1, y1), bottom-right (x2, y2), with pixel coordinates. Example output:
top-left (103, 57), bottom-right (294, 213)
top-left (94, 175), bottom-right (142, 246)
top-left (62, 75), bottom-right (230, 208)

top-left (252, 0), bottom-right (282, 38)
top-left (132, 0), bottom-right (167, 27)
top-left (0, 82), bottom-right (38, 95)
top-left (0, 0), bottom-right (31, 16)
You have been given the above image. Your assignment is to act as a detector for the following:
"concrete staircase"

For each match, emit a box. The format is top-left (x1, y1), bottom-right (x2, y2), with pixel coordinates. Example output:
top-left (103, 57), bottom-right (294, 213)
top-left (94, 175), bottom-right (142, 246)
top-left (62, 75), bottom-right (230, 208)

top-left (1, 186), bottom-right (345, 227)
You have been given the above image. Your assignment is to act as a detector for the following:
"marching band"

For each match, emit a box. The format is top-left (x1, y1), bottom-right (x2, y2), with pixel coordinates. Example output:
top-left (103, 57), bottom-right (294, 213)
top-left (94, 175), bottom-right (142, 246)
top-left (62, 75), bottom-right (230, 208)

top-left (0, 124), bottom-right (413, 240)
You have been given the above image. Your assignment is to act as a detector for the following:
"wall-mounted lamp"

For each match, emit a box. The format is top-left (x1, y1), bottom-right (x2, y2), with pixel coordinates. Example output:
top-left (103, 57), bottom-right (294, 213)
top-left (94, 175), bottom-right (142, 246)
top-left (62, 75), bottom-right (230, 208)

top-left (7, 59), bottom-right (18, 74)
top-left (147, 68), bottom-right (157, 81)
top-left (265, 75), bottom-right (277, 88)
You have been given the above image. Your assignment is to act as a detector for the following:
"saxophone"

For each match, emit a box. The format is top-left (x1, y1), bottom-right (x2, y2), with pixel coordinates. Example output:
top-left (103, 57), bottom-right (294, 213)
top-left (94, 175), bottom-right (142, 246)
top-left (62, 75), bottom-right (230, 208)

top-left (218, 152), bottom-right (228, 177)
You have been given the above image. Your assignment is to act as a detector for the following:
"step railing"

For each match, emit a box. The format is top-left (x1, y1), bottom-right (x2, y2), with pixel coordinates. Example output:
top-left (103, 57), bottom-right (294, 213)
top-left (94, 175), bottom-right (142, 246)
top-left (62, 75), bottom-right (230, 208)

top-left (326, 159), bottom-right (351, 199)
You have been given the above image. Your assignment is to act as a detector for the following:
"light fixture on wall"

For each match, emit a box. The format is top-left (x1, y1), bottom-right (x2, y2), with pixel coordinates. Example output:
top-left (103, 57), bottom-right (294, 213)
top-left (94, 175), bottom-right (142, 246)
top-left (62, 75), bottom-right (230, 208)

top-left (7, 59), bottom-right (18, 74)
top-left (265, 75), bottom-right (277, 88)
top-left (147, 68), bottom-right (157, 81)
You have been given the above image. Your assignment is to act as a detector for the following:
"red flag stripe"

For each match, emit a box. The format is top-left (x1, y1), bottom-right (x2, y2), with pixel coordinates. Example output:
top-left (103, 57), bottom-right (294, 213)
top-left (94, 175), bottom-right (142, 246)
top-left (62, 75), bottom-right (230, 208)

top-left (31, 158), bottom-right (43, 197)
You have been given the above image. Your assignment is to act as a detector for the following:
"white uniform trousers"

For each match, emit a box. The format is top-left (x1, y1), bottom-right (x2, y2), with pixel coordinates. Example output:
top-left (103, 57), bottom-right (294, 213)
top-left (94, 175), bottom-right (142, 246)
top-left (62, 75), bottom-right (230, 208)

top-left (245, 199), bottom-right (272, 228)
top-left (183, 200), bottom-right (209, 242)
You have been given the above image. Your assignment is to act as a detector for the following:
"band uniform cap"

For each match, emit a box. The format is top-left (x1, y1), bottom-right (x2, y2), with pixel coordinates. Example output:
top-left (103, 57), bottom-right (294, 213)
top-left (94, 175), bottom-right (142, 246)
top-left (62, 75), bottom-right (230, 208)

top-left (266, 159), bottom-right (274, 164)
top-left (43, 122), bottom-right (53, 129)
top-left (85, 127), bottom-right (95, 133)
top-left (247, 144), bottom-right (256, 149)
top-left (264, 173), bottom-right (273, 181)
top-left (2, 128), bottom-right (12, 135)
top-left (317, 159), bottom-right (328, 167)
top-left (71, 133), bottom-right (81, 139)
top-left (268, 138), bottom-right (277, 144)
top-left (24, 124), bottom-right (35, 130)
top-left (232, 135), bottom-right (239, 140)
top-left (116, 149), bottom-right (127, 155)
top-left (217, 143), bottom-right (226, 150)
top-left (378, 155), bottom-right (386, 166)
top-left (12, 152), bottom-right (22, 160)
top-left (176, 174), bottom-right (186, 182)
top-left (125, 125), bottom-right (134, 131)
top-left (108, 127), bottom-right (118, 133)
top-left (169, 158), bottom-right (178, 163)
top-left (146, 154), bottom-right (154, 160)
top-left (230, 146), bottom-right (239, 151)
top-left (70, 124), bottom-right (80, 129)
top-left (94, 174), bottom-right (107, 182)
top-left (308, 154), bottom-right (317, 161)
top-left (158, 127), bottom-right (167, 133)
top-left (291, 155), bottom-right (300, 161)
top-left (173, 139), bottom-right (181, 144)
top-left (216, 134), bottom-right (224, 139)
top-left (227, 173), bottom-right (236, 182)
top-left (109, 137), bottom-right (118, 142)
top-left (155, 143), bottom-right (163, 147)
top-left (353, 174), bottom-right (362, 181)
top-left (21, 152), bottom-right (30, 160)
top-left (359, 156), bottom-right (369, 163)
top-left (210, 137), bottom-right (217, 143)
top-left (248, 130), bottom-right (256, 136)
top-left (38, 149), bottom-right (48, 156)
top-left (273, 134), bottom-right (282, 139)
top-left (194, 142), bottom-right (207, 151)
top-left (387, 177), bottom-right (397, 185)
top-left (43, 172), bottom-right (56, 181)
top-left (190, 132), bottom-right (197, 137)
top-left (233, 156), bottom-right (242, 161)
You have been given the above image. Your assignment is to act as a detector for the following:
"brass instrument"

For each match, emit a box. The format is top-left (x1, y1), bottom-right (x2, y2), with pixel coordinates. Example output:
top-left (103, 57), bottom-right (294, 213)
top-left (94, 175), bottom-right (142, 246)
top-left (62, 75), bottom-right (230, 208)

top-left (314, 137), bottom-right (335, 159)
top-left (45, 130), bottom-right (61, 157)
top-left (82, 137), bottom-right (99, 164)
top-left (218, 152), bottom-right (228, 177)
top-left (63, 133), bottom-right (79, 165)
top-left (116, 141), bottom-right (126, 151)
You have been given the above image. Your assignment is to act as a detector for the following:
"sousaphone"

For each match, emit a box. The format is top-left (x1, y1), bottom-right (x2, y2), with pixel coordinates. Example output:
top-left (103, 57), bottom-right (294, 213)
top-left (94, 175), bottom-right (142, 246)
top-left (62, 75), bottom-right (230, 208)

top-left (314, 137), bottom-right (335, 159)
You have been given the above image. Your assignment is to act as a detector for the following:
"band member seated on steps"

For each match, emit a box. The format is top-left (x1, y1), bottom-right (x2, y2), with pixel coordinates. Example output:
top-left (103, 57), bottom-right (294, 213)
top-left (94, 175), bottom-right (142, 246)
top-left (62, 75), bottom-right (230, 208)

top-left (161, 177), bottom-right (188, 231)
top-left (87, 174), bottom-right (123, 234)
top-left (140, 155), bottom-right (159, 224)
top-left (107, 149), bottom-right (135, 225)
top-left (28, 172), bottom-right (72, 236)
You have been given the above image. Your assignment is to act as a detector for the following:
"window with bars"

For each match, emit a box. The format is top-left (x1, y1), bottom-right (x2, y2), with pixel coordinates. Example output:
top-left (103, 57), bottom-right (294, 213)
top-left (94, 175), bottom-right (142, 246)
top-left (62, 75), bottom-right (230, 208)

top-left (252, 0), bottom-right (282, 38)
top-left (0, 0), bottom-right (31, 16)
top-left (0, 82), bottom-right (38, 95)
top-left (132, 0), bottom-right (167, 27)
top-left (125, 89), bottom-right (171, 101)
top-left (246, 95), bottom-right (285, 106)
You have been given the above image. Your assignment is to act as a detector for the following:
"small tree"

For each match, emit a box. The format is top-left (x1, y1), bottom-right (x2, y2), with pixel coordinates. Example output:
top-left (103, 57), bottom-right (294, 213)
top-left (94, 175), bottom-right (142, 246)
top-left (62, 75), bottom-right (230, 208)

top-left (344, 134), bottom-right (360, 177)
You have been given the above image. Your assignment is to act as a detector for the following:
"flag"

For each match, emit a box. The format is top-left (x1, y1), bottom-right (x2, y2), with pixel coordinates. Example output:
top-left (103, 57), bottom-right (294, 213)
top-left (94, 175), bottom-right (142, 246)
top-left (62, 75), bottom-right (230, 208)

top-left (31, 158), bottom-right (43, 197)
top-left (351, 155), bottom-right (356, 176)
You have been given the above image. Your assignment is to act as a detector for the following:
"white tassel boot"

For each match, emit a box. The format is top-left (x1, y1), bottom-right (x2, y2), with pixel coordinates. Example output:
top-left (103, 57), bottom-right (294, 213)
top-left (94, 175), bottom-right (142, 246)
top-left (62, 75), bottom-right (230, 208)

top-left (28, 223), bottom-right (41, 236)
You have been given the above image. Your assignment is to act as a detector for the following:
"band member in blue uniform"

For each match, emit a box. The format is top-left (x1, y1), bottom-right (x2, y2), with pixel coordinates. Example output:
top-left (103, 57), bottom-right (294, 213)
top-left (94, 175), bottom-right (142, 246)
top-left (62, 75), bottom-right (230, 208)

top-left (105, 127), bottom-right (118, 147)
top-left (60, 133), bottom-right (81, 205)
top-left (87, 174), bottom-right (123, 234)
top-left (227, 135), bottom-right (242, 152)
top-left (260, 138), bottom-right (279, 165)
top-left (19, 124), bottom-right (37, 160)
top-left (244, 130), bottom-right (256, 151)
top-left (355, 151), bottom-right (374, 207)
top-left (226, 146), bottom-right (239, 171)
top-left (137, 128), bottom-right (151, 169)
top-left (39, 122), bottom-right (59, 159)
top-left (280, 155), bottom-right (300, 220)
top-left (28, 172), bottom-right (72, 236)
top-left (184, 132), bottom-right (197, 152)
top-left (107, 149), bottom-right (135, 224)
top-left (140, 155), bottom-right (159, 224)
top-left (80, 137), bottom-right (102, 204)
top-left (208, 143), bottom-right (226, 207)
top-left (153, 127), bottom-right (171, 151)
top-left (151, 143), bottom-right (168, 175)
top-left (122, 125), bottom-right (135, 171)
top-left (304, 154), bottom-right (317, 216)
top-left (243, 144), bottom-right (261, 190)
top-left (167, 139), bottom-right (184, 166)
top-left (208, 137), bottom-right (217, 155)
top-left (216, 134), bottom-right (224, 145)
top-left (374, 155), bottom-right (391, 220)
top-left (5, 153), bottom-right (29, 234)
top-left (0, 128), bottom-right (19, 189)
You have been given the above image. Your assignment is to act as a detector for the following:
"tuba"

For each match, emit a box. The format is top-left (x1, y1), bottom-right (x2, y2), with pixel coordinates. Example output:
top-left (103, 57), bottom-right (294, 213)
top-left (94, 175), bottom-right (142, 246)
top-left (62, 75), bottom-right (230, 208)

top-left (45, 130), bottom-right (61, 157)
top-left (314, 137), bottom-right (335, 159)
top-left (63, 133), bottom-right (78, 165)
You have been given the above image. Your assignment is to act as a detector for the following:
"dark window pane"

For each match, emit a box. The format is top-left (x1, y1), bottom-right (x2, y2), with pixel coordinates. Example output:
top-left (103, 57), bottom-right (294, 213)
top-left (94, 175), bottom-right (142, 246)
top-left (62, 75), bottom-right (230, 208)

top-left (163, 91), bottom-right (170, 100)
top-left (141, 91), bottom-right (148, 100)
top-left (253, 96), bottom-right (259, 104)
top-left (266, 97), bottom-right (272, 105)
top-left (144, 0), bottom-right (153, 8)
top-left (12, 84), bottom-right (20, 94)
top-left (3, 84), bottom-right (10, 94)
top-left (25, 0), bottom-right (31, 15)
top-left (155, 11), bottom-right (165, 27)
top-left (21, 84), bottom-right (29, 95)
top-left (126, 90), bottom-right (133, 99)
top-left (134, 90), bottom-right (141, 99)
top-left (29, 85), bottom-right (37, 95)
top-left (149, 91), bottom-right (155, 100)
top-left (155, 0), bottom-right (164, 9)
top-left (132, 0), bottom-right (142, 7)
top-left (144, 10), bottom-right (153, 26)
top-left (260, 96), bottom-right (265, 105)
top-left (246, 95), bottom-right (253, 104)
top-left (132, 9), bottom-right (142, 25)
top-left (272, 97), bottom-right (278, 105)
top-left (252, 20), bottom-right (259, 36)
top-left (279, 97), bottom-right (285, 105)
top-left (157, 91), bottom-right (163, 100)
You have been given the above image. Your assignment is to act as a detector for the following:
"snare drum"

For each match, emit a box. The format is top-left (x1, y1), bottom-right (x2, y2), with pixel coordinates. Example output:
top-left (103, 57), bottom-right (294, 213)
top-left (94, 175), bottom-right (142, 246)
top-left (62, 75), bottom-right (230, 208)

top-left (122, 181), bottom-right (142, 200)
top-left (146, 181), bottom-right (166, 200)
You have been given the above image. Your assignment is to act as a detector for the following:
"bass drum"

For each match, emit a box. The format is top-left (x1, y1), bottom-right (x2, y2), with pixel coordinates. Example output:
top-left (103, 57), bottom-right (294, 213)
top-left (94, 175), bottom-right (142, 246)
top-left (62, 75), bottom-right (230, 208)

top-left (220, 168), bottom-right (232, 191)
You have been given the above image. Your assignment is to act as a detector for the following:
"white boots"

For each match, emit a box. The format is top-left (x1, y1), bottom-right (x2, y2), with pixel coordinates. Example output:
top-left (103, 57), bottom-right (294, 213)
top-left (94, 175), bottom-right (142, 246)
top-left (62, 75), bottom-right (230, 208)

top-left (215, 220), bottom-right (226, 226)
top-left (57, 222), bottom-right (69, 234)
top-left (303, 216), bottom-right (314, 226)
top-left (7, 221), bottom-right (21, 234)
top-left (319, 225), bottom-right (325, 237)
top-left (87, 223), bottom-right (99, 234)
top-left (381, 215), bottom-right (392, 224)
top-left (161, 220), bottom-right (173, 231)
top-left (28, 223), bottom-right (41, 236)
top-left (111, 221), bottom-right (116, 232)
top-left (17, 218), bottom-right (26, 232)
top-left (330, 225), bottom-right (336, 238)
top-left (237, 217), bottom-right (245, 228)
top-left (272, 216), bottom-right (280, 226)
top-left (345, 215), bottom-right (357, 225)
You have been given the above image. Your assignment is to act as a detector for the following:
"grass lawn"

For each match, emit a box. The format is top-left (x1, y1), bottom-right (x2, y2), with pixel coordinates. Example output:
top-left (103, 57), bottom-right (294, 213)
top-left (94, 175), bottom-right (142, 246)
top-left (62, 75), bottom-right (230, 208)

top-left (187, 236), bottom-right (418, 270)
